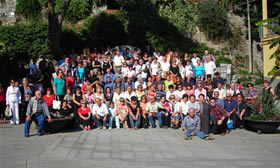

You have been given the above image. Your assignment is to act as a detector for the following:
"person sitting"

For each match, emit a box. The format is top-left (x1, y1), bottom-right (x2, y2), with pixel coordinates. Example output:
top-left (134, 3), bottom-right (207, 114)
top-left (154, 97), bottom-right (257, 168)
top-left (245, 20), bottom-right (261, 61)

top-left (175, 84), bottom-right (185, 101)
top-left (159, 96), bottom-right (171, 128)
top-left (236, 93), bottom-right (249, 128)
top-left (179, 94), bottom-right (189, 120)
top-left (24, 90), bottom-right (53, 137)
top-left (182, 108), bottom-right (212, 140)
top-left (92, 98), bottom-right (109, 129)
top-left (187, 95), bottom-right (200, 116)
top-left (244, 83), bottom-right (259, 104)
top-left (166, 85), bottom-right (177, 102)
top-left (128, 96), bottom-right (141, 130)
top-left (135, 78), bottom-right (147, 90)
top-left (113, 77), bottom-right (125, 92)
top-left (224, 93), bottom-right (237, 128)
top-left (155, 84), bottom-right (166, 102)
top-left (169, 94), bottom-right (180, 129)
top-left (78, 100), bottom-right (91, 131)
top-left (194, 83), bottom-right (207, 100)
top-left (103, 68), bottom-right (115, 84)
top-left (140, 95), bottom-right (149, 129)
top-left (116, 98), bottom-right (130, 130)
top-left (42, 88), bottom-right (55, 113)
top-left (227, 83), bottom-right (240, 100)
top-left (108, 101), bottom-right (120, 129)
top-left (146, 96), bottom-right (162, 128)
top-left (209, 98), bottom-right (228, 135)
top-left (213, 91), bottom-right (224, 108)
top-left (123, 85), bottom-right (136, 103)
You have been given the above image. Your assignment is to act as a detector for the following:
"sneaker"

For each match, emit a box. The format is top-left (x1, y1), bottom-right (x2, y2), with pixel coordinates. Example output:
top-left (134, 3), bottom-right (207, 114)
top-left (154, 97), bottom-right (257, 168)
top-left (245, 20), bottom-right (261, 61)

top-left (96, 127), bottom-right (101, 130)
top-left (116, 127), bottom-right (120, 129)
top-left (103, 127), bottom-right (107, 130)
top-left (152, 125), bottom-right (156, 128)
top-left (109, 127), bottom-right (112, 130)
top-left (88, 127), bottom-right (91, 131)
top-left (10, 120), bottom-right (14, 125)
top-left (204, 136), bottom-right (214, 140)
top-left (24, 135), bottom-right (29, 138)
top-left (84, 127), bottom-right (88, 131)
top-left (16, 121), bottom-right (19, 125)
top-left (184, 135), bottom-right (192, 140)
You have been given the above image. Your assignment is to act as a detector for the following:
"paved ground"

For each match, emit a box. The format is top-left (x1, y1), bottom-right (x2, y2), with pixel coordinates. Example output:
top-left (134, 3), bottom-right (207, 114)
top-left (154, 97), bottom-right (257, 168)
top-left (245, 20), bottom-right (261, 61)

top-left (1, 124), bottom-right (280, 168)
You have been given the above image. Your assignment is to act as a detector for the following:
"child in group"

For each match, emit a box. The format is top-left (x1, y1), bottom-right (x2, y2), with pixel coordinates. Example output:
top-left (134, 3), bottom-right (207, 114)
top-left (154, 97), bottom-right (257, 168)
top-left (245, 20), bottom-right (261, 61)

top-left (108, 102), bottom-right (120, 129)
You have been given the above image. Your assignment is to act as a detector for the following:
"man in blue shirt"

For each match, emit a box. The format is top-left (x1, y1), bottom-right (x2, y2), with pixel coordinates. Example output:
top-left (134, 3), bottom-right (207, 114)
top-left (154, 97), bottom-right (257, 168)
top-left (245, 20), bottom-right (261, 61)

top-left (104, 68), bottom-right (115, 84)
top-left (213, 72), bottom-right (224, 88)
top-left (104, 77), bottom-right (114, 92)
top-left (214, 91), bottom-right (224, 108)
top-left (224, 93), bottom-right (238, 127)
top-left (182, 108), bottom-right (213, 140)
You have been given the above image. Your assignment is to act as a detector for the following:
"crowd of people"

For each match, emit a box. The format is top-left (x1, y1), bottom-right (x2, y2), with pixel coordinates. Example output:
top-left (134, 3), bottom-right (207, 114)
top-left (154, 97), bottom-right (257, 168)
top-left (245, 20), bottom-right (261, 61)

top-left (0, 46), bottom-right (276, 140)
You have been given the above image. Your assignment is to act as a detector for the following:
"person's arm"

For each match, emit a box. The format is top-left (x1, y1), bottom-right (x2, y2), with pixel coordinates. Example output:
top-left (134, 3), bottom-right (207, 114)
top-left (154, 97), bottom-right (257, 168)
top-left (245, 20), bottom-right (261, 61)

top-left (179, 106), bottom-right (183, 119)
top-left (18, 88), bottom-right (22, 104)
top-left (43, 101), bottom-right (52, 123)
top-left (136, 107), bottom-right (140, 120)
top-left (25, 99), bottom-right (33, 121)
top-left (85, 111), bottom-right (91, 120)
top-left (72, 94), bottom-right (79, 106)
top-left (192, 118), bottom-right (201, 136)
top-left (182, 118), bottom-right (188, 133)
top-left (53, 78), bottom-right (58, 96)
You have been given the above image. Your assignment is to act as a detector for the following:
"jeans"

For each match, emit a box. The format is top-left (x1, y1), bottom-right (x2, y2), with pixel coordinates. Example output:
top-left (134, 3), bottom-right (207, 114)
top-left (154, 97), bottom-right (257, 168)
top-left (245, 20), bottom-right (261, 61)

top-left (229, 112), bottom-right (237, 127)
top-left (147, 112), bottom-right (162, 127)
top-left (94, 116), bottom-right (107, 128)
top-left (185, 129), bottom-right (206, 139)
top-left (129, 114), bottom-right (141, 128)
top-left (109, 115), bottom-right (120, 128)
top-left (24, 113), bottom-right (45, 136)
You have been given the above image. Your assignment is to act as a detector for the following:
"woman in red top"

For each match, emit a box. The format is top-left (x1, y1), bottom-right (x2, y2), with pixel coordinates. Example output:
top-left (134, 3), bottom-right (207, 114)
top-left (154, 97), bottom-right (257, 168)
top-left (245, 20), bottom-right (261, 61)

top-left (147, 85), bottom-right (156, 102)
top-left (65, 70), bottom-right (74, 91)
top-left (43, 88), bottom-right (55, 112)
top-left (78, 100), bottom-right (91, 131)
top-left (0, 83), bottom-right (6, 124)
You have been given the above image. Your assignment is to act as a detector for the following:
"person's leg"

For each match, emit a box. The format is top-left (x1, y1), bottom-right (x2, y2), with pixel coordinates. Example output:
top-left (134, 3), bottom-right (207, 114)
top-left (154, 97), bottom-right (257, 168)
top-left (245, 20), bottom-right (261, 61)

top-left (195, 131), bottom-right (206, 139)
top-left (101, 116), bottom-right (107, 127)
top-left (161, 111), bottom-right (166, 126)
top-left (231, 112), bottom-right (237, 128)
top-left (115, 116), bottom-right (120, 128)
top-left (14, 103), bottom-right (19, 124)
top-left (147, 114), bottom-right (155, 127)
top-left (211, 123), bottom-right (219, 134)
top-left (95, 116), bottom-right (102, 128)
top-left (129, 115), bottom-right (135, 128)
top-left (135, 115), bottom-right (141, 128)
top-left (185, 129), bottom-right (194, 137)
top-left (157, 112), bottom-right (162, 127)
top-left (108, 116), bottom-right (113, 128)
top-left (217, 118), bottom-right (228, 133)
top-left (24, 118), bottom-right (33, 136)
top-left (36, 113), bottom-right (45, 135)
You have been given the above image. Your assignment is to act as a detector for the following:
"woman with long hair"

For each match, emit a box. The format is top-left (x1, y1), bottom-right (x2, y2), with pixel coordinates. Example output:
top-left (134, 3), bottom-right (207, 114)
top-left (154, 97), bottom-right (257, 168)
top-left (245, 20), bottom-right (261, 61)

top-left (6, 79), bottom-right (21, 124)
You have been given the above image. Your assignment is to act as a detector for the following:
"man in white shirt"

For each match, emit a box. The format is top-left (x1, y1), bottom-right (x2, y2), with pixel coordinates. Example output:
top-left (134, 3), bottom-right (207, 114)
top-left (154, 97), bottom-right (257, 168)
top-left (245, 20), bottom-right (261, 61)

top-left (92, 98), bottom-right (109, 129)
top-left (113, 50), bottom-right (125, 72)
top-left (175, 84), bottom-right (185, 101)
top-left (204, 56), bottom-right (216, 78)
top-left (179, 94), bottom-right (190, 120)
top-left (213, 83), bottom-right (226, 100)
top-left (135, 78), bottom-right (147, 90)
top-left (123, 85), bottom-right (136, 103)
top-left (160, 56), bottom-right (170, 79)
top-left (191, 53), bottom-right (199, 67)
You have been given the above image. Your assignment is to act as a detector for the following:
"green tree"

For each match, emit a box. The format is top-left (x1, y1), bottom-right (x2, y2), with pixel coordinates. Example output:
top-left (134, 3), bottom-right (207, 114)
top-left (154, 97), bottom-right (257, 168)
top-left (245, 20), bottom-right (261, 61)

top-left (198, 0), bottom-right (232, 40)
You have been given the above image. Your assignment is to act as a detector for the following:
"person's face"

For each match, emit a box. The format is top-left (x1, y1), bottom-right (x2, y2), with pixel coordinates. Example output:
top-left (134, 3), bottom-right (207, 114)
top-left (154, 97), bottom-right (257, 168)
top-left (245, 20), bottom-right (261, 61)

top-left (158, 85), bottom-right (162, 91)
top-left (106, 68), bottom-right (110, 74)
top-left (197, 59), bottom-right (201, 65)
top-left (230, 83), bottom-right (235, 89)
top-left (187, 85), bottom-right (191, 90)
top-left (138, 85), bottom-right (142, 91)
top-left (178, 85), bottom-right (182, 91)
top-left (198, 84), bottom-right (202, 90)
top-left (127, 87), bottom-right (132, 92)
top-left (116, 88), bottom-right (121, 94)
top-left (184, 53), bottom-right (188, 59)
top-left (23, 79), bottom-right (28, 85)
top-left (62, 102), bottom-right (67, 107)
top-left (205, 50), bottom-right (209, 55)
top-left (35, 91), bottom-right (42, 100)
top-left (214, 92), bottom-right (219, 98)
top-left (47, 90), bottom-right (51, 95)
top-left (198, 76), bottom-right (201, 80)
top-left (151, 97), bottom-right (155, 103)
top-left (58, 70), bottom-right (63, 77)
top-left (107, 78), bottom-right (111, 83)
top-left (110, 103), bottom-right (114, 108)
top-left (10, 80), bottom-right (15, 87)
top-left (76, 88), bottom-right (81, 94)
top-left (218, 83), bottom-right (222, 89)
top-left (210, 100), bottom-right (216, 107)
top-left (226, 94), bottom-right (232, 101)
top-left (160, 97), bottom-right (166, 103)
top-left (141, 96), bottom-right (147, 103)
top-left (131, 99), bottom-right (137, 105)
top-left (117, 78), bottom-right (121, 83)
top-left (96, 99), bottom-right (101, 105)
top-left (189, 109), bottom-right (195, 118)
top-left (117, 51), bottom-right (120, 56)
top-left (199, 95), bottom-right (204, 102)
top-left (237, 95), bottom-right (243, 102)
top-left (106, 87), bottom-right (111, 93)
top-left (193, 53), bottom-right (197, 58)
top-left (264, 82), bottom-right (269, 87)
top-left (190, 96), bottom-right (195, 102)
top-left (67, 89), bottom-right (71, 94)
top-left (65, 58), bottom-right (69, 63)
top-left (120, 98), bottom-right (125, 105)
top-left (183, 97), bottom-right (187, 102)
top-left (248, 85), bottom-right (253, 90)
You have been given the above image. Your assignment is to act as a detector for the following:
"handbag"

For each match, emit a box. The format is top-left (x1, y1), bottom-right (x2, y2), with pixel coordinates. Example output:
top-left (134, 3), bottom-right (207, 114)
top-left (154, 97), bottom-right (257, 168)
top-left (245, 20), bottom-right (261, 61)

top-left (52, 96), bottom-right (61, 110)
top-left (5, 105), bottom-right (13, 117)
top-left (227, 118), bottom-right (234, 130)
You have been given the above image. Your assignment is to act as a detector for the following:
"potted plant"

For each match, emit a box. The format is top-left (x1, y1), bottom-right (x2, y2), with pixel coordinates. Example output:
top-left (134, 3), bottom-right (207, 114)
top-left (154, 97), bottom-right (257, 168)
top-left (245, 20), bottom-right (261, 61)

top-left (244, 89), bottom-right (280, 133)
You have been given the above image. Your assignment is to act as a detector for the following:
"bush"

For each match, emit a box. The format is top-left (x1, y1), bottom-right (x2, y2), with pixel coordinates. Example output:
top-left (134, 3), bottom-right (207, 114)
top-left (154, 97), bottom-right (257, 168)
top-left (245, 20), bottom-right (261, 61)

top-left (216, 56), bottom-right (232, 67)
top-left (198, 0), bottom-right (232, 40)
top-left (16, 0), bottom-right (41, 22)
top-left (0, 23), bottom-right (50, 61)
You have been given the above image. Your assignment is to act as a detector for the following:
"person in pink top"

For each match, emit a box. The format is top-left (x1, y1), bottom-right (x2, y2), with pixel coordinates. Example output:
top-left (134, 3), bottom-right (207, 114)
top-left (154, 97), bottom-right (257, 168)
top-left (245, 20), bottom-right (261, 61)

top-left (185, 83), bottom-right (195, 97)
top-left (194, 83), bottom-right (207, 100)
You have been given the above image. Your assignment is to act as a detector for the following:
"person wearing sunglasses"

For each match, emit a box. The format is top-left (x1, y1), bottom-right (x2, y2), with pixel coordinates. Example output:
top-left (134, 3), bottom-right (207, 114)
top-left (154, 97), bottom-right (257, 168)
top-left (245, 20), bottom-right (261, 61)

top-left (92, 98), bottom-right (109, 129)
top-left (128, 96), bottom-right (141, 130)
top-left (6, 79), bottom-right (21, 125)
top-left (116, 98), bottom-right (130, 130)
top-left (78, 100), bottom-right (91, 131)
top-left (224, 93), bottom-right (237, 131)
top-left (244, 83), bottom-right (258, 104)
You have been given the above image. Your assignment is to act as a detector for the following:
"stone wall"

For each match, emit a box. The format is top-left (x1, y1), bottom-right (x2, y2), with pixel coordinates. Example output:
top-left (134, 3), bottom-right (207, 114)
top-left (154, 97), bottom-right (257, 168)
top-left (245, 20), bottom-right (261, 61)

top-left (0, 0), bottom-right (16, 25)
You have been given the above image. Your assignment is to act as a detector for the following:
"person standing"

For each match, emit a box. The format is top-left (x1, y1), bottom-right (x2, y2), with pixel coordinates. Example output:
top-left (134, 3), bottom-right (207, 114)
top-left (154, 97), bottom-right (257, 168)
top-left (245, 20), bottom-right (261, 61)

top-left (53, 69), bottom-right (66, 101)
top-left (0, 83), bottom-right (6, 124)
top-left (19, 78), bottom-right (33, 123)
top-left (24, 90), bottom-right (52, 137)
top-left (6, 79), bottom-right (22, 125)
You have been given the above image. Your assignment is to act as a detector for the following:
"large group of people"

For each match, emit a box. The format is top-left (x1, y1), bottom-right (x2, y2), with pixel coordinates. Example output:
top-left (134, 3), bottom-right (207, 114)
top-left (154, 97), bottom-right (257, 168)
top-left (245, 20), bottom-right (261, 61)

top-left (0, 46), bottom-right (276, 140)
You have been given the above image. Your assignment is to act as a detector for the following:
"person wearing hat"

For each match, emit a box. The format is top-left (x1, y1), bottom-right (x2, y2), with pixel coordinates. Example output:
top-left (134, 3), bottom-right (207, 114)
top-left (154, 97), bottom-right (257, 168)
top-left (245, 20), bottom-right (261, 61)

top-left (213, 72), bottom-right (224, 89)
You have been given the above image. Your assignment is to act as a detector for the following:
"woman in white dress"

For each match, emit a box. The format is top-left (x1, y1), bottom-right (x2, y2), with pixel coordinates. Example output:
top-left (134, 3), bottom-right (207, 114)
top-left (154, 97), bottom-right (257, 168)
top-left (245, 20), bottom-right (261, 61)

top-left (6, 79), bottom-right (21, 124)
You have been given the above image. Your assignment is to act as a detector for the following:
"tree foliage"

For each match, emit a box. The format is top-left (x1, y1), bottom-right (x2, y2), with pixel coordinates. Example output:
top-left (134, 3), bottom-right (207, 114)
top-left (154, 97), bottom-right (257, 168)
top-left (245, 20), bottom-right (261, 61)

top-left (83, 12), bottom-right (127, 49)
top-left (16, 0), bottom-right (42, 22)
top-left (198, 0), bottom-right (232, 40)
top-left (0, 24), bottom-right (50, 60)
